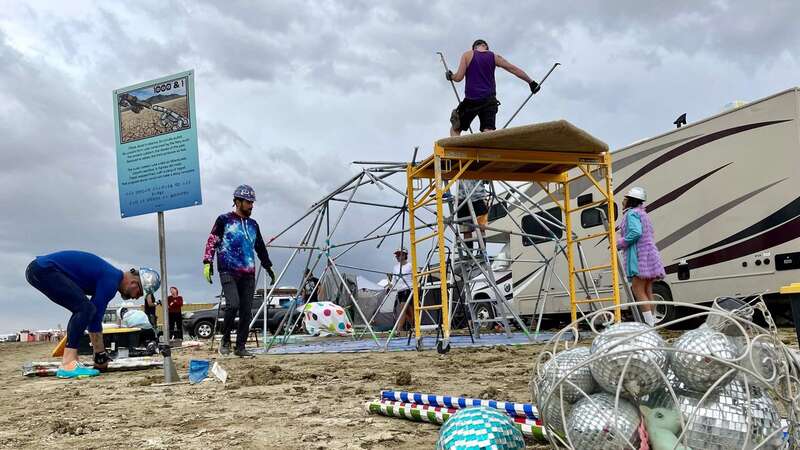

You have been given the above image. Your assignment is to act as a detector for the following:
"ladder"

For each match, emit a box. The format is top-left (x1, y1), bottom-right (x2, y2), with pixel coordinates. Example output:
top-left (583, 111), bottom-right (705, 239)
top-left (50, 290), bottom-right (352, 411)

top-left (406, 157), bottom-right (452, 353)
top-left (447, 187), bottom-right (514, 337)
top-left (562, 164), bottom-right (622, 323)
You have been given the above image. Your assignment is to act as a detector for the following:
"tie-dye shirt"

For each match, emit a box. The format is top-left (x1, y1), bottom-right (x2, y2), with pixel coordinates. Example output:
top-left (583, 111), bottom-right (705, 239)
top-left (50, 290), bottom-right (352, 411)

top-left (203, 212), bottom-right (272, 278)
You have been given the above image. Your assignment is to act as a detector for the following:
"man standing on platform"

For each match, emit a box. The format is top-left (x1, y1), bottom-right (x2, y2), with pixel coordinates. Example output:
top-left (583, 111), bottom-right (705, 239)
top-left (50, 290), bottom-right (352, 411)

top-left (446, 39), bottom-right (539, 136)
top-left (203, 185), bottom-right (275, 357)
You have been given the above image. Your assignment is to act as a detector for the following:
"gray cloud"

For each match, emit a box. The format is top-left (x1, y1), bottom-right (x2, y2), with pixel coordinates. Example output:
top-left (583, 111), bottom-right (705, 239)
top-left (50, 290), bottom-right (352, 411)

top-left (1, 1), bottom-right (799, 332)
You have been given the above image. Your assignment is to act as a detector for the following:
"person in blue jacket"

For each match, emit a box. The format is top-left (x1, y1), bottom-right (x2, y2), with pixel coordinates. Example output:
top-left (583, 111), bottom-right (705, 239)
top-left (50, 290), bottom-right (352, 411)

top-left (617, 187), bottom-right (666, 326)
top-left (25, 251), bottom-right (158, 378)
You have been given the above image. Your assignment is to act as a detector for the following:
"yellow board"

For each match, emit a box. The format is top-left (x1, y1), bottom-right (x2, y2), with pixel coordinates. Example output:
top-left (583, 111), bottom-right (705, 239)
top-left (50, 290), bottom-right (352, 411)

top-left (50, 327), bottom-right (142, 357)
top-left (780, 283), bottom-right (800, 294)
top-left (51, 336), bottom-right (67, 357)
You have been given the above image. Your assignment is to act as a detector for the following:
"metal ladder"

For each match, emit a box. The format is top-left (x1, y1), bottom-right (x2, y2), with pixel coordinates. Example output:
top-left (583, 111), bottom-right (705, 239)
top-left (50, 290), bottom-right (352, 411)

top-left (407, 157), bottom-right (452, 353)
top-left (447, 188), bottom-right (515, 337)
top-left (563, 166), bottom-right (622, 323)
top-left (405, 245), bottom-right (461, 347)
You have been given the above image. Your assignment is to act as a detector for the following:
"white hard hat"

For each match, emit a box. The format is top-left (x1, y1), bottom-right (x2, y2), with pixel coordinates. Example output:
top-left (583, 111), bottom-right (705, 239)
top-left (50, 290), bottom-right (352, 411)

top-left (394, 248), bottom-right (408, 255)
top-left (625, 187), bottom-right (647, 202)
top-left (138, 267), bottom-right (161, 294)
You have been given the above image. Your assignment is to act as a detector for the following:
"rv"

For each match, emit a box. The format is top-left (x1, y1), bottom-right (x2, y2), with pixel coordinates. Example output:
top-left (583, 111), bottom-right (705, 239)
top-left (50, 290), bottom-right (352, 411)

top-left (484, 87), bottom-right (800, 324)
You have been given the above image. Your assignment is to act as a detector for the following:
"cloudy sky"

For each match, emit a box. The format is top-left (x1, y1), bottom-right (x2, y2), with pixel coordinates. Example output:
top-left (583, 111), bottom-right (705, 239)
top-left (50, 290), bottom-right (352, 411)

top-left (1, 1), bottom-right (799, 333)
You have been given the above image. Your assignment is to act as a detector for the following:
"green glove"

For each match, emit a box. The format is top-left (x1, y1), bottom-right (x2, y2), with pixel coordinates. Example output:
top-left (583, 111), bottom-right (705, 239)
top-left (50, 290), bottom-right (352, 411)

top-left (266, 267), bottom-right (276, 285)
top-left (203, 263), bottom-right (213, 284)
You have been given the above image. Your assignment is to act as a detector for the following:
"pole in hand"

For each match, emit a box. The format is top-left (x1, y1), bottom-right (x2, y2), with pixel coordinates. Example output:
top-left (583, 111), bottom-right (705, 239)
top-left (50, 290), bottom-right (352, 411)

top-left (437, 51), bottom-right (473, 134)
top-left (502, 62), bottom-right (561, 129)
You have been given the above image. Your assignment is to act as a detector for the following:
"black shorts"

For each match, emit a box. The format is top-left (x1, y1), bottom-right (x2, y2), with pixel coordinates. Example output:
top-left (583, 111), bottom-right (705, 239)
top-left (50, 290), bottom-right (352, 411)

top-left (396, 289), bottom-right (411, 307)
top-left (452, 96), bottom-right (499, 131)
top-left (457, 199), bottom-right (489, 218)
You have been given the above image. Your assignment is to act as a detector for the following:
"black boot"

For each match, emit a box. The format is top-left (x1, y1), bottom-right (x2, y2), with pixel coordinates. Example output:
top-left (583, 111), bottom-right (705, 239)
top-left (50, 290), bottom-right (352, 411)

top-left (234, 347), bottom-right (255, 358)
top-left (218, 338), bottom-right (231, 356)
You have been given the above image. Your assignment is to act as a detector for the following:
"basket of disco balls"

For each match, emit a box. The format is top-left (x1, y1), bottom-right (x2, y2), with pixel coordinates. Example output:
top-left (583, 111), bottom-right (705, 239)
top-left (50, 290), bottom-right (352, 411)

top-left (530, 293), bottom-right (800, 450)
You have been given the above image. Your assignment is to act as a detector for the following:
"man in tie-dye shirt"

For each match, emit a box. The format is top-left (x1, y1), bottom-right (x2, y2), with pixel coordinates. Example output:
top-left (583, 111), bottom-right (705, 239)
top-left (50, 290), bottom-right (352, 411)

top-left (203, 184), bottom-right (274, 357)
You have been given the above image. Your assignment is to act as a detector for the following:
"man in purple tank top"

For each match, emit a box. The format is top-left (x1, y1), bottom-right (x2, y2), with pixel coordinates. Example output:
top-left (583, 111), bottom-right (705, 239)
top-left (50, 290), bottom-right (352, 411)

top-left (446, 39), bottom-right (540, 136)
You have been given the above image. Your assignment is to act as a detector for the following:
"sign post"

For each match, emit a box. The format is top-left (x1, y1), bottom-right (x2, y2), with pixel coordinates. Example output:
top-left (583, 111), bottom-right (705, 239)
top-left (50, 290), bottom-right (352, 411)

top-left (113, 70), bottom-right (201, 382)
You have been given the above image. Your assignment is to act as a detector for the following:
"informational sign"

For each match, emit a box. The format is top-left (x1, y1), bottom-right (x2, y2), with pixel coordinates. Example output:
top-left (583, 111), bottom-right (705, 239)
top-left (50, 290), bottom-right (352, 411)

top-left (113, 70), bottom-right (202, 217)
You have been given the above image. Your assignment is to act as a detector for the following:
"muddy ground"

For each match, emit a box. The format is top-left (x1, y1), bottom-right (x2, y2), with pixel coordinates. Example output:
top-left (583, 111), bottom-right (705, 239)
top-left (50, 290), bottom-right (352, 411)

top-left (1, 327), bottom-right (796, 449)
top-left (0, 338), bottom-right (557, 449)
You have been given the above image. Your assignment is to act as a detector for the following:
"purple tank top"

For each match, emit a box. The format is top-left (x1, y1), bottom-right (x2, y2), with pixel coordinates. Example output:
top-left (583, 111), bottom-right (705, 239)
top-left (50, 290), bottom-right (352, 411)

top-left (465, 50), bottom-right (496, 100)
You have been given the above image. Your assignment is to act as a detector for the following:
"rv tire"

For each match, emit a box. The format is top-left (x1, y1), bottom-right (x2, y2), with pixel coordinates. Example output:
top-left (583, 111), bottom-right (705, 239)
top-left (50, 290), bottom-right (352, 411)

top-left (652, 283), bottom-right (677, 325)
top-left (473, 302), bottom-right (496, 326)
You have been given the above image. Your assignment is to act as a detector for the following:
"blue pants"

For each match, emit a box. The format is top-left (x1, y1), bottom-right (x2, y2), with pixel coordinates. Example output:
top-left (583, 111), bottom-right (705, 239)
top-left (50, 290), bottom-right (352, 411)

top-left (26, 260), bottom-right (96, 349)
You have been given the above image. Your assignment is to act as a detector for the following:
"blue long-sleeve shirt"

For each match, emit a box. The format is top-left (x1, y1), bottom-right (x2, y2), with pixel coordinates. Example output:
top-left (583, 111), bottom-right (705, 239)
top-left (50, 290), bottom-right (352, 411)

top-left (35, 251), bottom-right (123, 332)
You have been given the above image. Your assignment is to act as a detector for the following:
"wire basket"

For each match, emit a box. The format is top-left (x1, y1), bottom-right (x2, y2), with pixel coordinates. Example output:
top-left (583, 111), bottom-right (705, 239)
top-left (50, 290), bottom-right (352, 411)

top-left (530, 294), bottom-right (800, 450)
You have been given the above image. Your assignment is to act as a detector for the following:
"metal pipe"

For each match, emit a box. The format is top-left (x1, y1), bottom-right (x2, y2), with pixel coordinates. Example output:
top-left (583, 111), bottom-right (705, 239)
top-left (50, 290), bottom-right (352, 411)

top-left (328, 197), bottom-right (403, 210)
top-left (264, 244), bottom-right (321, 250)
top-left (157, 212), bottom-right (178, 383)
top-left (328, 223), bottom-right (438, 249)
top-left (502, 62), bottom-right (560, 129)
top-left (269, 172), bottom-right (363, 243)
top-left (328, 261), bottom-right (382, 347)
top-left (253, 208), bottom-right (322, 340)
top-left (436, 51), bottom-right (472, 134)
top-left (352, 161), bottom-right (410, 165)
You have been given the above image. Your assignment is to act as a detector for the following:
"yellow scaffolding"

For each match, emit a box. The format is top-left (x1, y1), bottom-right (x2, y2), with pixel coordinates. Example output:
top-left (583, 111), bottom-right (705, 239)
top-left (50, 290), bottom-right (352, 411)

top-left (407, 120), bottom-right (621, 350)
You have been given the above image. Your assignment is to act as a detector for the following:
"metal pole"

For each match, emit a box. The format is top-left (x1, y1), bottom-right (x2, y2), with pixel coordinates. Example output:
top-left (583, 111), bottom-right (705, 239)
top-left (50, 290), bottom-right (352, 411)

top-left (157, 211), bottom-right (179, 382)
top-left (352, 160), bottom-right (410, 165)
top-left (269, 172), bottom-right (363, 243)
top-left (263, 266), bottom-right (268, 343)
top-left (436, 51), bottom-right (473, 134)
top-left (502, 62), bottom-right (560, 129)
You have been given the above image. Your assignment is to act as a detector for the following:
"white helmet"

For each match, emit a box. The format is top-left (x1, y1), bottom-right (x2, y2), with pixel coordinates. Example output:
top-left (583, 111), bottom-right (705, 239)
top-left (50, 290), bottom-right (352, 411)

top-left (625, 186), bottom-right (647, 202)
top-left (138, 267), bottom-right (161, 294)
top-left (394, 247), bottom-right (408, 255)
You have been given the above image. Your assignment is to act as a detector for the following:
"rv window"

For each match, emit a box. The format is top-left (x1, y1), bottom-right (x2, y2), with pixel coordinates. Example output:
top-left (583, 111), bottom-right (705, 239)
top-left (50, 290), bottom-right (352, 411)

top-left (581, 209), bottom-right (602, 228)
top-left (577, 193), bottom-right (593, 207)
top-left (521, 207), bottom-right (563, 246)
top-left (487, 200), bottom-right (508, 221)
top-left (580, 203), bottom-right (619, 228)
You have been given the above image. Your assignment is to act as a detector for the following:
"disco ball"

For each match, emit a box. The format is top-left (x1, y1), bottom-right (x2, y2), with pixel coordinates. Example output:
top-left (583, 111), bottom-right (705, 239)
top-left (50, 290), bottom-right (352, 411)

top-left (535, 297), bottom-right (799, 450)
top-left (436, 406), bottom-right (525, 450)
top-left (645, 376), bottom-right (785, 450)
top-left (671, 325), bottom-right (739, 392)
top-left (138, 267), bottom-right (161, 294)
top-left (590, 321), bottom-right (668, 397)
top-left (533, 346), bottom-right (595, 403)
top-left (565, 393), bottom-right (641, 450)
top-left (532, 346), bottom-right (595, 434)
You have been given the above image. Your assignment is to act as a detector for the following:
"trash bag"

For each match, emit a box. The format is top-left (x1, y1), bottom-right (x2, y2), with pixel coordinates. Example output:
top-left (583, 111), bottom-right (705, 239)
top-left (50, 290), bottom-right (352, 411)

top-left (303, 301), bottom-right (353, 336)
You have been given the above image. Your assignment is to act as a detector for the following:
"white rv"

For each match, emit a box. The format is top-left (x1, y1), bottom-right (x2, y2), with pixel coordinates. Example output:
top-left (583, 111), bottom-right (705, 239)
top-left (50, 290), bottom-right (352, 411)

top-left (486, 87), bottom-right (800, 324)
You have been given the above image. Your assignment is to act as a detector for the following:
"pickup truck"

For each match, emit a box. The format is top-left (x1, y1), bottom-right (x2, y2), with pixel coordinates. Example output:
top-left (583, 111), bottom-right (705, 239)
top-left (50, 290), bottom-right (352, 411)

top-left (183, 294), bottom-right (303, 339)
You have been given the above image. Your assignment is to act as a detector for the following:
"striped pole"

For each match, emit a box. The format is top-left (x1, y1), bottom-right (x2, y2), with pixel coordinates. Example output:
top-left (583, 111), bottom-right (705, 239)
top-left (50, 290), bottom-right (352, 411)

top-left (365, 399), bottom-right (547, 442)
top-left (380, 390), bottom-right (539, 420)
top-left (22, 357), bottom-right (163, 377)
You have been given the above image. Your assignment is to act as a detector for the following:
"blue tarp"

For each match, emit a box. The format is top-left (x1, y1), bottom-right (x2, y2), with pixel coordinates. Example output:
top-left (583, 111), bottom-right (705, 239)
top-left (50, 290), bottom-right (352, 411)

top-left (253, 331), bottom-right (584, 355)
